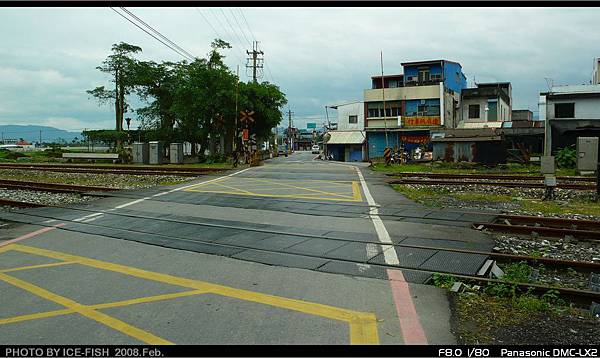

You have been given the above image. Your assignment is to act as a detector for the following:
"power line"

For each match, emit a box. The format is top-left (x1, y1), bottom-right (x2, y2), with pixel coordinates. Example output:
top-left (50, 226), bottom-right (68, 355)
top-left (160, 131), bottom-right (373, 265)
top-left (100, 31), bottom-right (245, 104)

top-left (194, 8), bottom-right (245, 66)
top-left (119, 7), bottom-right (197, 60)
top-left (237, 8), bottom-right (257, 42)
top-left (219, 8), bottom-right (248, 51)
top-left (110, 7), bottom-right (194, 61)
top-left (229, 8), bottom-right (252, 47)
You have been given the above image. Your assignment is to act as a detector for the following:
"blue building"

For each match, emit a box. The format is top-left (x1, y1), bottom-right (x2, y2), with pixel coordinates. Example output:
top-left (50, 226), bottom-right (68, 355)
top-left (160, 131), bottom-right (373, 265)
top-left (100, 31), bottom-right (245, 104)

top-left (363, 59), bottom-right (467, 159)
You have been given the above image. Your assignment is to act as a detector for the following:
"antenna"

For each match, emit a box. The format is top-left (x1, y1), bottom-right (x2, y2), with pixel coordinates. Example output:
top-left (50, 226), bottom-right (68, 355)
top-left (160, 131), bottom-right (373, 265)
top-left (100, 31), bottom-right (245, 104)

top-left (544, 77), bottom-right (554, 92)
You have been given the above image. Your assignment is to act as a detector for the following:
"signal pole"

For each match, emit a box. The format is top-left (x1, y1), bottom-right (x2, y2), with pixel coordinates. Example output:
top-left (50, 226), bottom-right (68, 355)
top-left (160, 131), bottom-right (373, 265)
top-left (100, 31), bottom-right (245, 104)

top-left (246, 41), bottom-right (264, 83)
top-left (288, 109), bottom-right (294, 153)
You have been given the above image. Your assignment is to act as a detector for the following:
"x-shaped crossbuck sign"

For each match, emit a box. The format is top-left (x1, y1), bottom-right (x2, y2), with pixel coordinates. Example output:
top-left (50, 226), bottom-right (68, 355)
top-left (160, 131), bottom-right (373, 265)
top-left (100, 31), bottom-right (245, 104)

top-left (240, 110), bottom-right (255, 123)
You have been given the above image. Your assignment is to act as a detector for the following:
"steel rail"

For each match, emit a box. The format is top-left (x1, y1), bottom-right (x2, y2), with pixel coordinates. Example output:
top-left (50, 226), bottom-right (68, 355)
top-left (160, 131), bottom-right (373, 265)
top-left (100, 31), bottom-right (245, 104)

top-left (388, 178), bottom-right (596, 190)
top-left (0, 179), bottom-right (118, 194)
top-left (0, 166), bottom-right (210, 177)
top-left (6, 204), bottom-right (600, 273)
top-left (3, 210), bottom-right (598, 307)
top-left (0, 163), bottom-right (222, 173)
top-left (0, 198), bottom-right (46, 208)
top-left (386, 172), bottom-right (595, 182)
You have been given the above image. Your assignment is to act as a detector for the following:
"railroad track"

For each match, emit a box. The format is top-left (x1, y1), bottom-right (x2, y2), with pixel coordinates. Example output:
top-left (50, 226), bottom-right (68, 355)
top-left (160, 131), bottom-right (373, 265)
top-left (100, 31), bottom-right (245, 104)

top-left (474, 214), bottom-right (600, 241)
top-left (388, 177), bottom-right (596, 190)
top-left (0, 163), bottom-right (224, 176)
top-left (2, 206), bottom-right (599, 307)
top-left (0, 179), bottom-right (119, 194)
top-left (386, 172), bottom-right (596, 182)
top-left (0, 198), bottom-right (46, 208)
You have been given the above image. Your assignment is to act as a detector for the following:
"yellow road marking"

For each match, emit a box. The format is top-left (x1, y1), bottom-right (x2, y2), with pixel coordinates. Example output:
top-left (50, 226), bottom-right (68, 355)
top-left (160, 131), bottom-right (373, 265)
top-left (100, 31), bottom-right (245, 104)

top-left (0, 272), bottom-right (172, 345)
top-left (0, 290), bottom-right (207, 327)
top-left (0, 308), bottom-right (73, 325)
top-left (352, 181), bottom-right (363, 201)
top-left (209, 181), bottom-right (255, 195)
top-left (91, 290), bottom-right (207, 310)
top-left (243, 177), bottom-right (355, 200)
top-left (10, 244), bottom-right (379, 344)
top-left (0, 246), bottom-right (13, 254)
top-left (185, 177), bottom-right (228, 189)
top-left (183, 190), bottom-right (362, 202)
top-left (0, 261), bottom-right (77, 273)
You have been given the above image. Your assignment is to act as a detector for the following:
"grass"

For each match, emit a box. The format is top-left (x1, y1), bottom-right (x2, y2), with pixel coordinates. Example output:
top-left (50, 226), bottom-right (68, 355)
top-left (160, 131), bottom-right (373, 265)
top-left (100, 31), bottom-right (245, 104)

top-left (372, 162), bottom-right (579, 177)
top-left (435, 263), bottom-right (575, 344)
top-left (391, 184), bottom-right (600, 217)
top-left (0, 151), bottom-right (233, 170)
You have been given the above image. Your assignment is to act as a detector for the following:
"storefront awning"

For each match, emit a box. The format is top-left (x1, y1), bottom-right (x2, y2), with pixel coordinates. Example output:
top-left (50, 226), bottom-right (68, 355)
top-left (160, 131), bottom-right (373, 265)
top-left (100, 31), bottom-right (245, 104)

top-left (325, 131), bottom-right (366, 145)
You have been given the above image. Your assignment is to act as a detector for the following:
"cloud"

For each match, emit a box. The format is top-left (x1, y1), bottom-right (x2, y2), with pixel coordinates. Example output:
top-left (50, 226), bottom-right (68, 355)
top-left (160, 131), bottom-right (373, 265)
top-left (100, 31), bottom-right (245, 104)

top-left (0, 7), bottom-right (599, 129)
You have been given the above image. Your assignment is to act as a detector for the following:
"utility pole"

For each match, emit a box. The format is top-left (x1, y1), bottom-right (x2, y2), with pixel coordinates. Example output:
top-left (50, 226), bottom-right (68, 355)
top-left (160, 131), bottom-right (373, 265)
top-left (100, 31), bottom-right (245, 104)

top-left (246, 41), bottom-right (264, 83)
top-left (380, 51), bottom-right (389, 150)
top-left (234, 65), bottom-right (239, 152)
top-left (288, 109), bottom-right (294, 153)
top-left (39, 130), bottom-right (42, 146)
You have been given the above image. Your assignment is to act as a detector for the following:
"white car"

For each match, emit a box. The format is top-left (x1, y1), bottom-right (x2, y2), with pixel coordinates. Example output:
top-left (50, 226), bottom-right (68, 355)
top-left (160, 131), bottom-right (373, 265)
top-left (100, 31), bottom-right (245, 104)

top-left (311, 144), bottom-right (320, 154)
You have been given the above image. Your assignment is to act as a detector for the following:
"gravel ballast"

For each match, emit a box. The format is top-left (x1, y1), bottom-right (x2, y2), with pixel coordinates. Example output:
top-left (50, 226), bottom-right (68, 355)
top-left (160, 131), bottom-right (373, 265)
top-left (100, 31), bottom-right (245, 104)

top-left (0, 169), bottom-right (195, 189)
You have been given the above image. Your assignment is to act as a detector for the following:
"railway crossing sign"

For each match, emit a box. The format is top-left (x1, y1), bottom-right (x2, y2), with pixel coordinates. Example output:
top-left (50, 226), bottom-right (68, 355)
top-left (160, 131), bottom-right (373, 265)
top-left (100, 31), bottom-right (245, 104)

top-left (384, 147), bottom-right (392, 166)
top-left (240, 110), bottom-right (255, 124)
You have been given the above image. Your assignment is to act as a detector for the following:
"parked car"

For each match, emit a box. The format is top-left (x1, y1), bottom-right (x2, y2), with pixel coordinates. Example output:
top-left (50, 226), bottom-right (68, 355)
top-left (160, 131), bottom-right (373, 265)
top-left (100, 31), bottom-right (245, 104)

top-left (311, 144), bottom-right (320, 154)
top-left (278, 144), bottom-right (288, 157)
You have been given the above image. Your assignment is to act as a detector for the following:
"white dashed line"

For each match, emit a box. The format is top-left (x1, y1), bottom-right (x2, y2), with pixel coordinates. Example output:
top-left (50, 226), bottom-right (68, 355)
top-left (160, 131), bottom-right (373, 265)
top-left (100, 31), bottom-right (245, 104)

top-left (355, 167), bottom-right (400, 266)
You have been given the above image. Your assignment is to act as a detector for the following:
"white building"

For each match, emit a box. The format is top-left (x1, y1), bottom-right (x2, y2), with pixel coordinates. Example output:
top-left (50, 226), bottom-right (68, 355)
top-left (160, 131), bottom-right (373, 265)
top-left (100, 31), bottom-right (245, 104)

top-left (539, 83), bottom-right (600, 152)
top-left (457, 82), bottom-right (512, 129)
top-left (324, 101), bottom-right (367, 162)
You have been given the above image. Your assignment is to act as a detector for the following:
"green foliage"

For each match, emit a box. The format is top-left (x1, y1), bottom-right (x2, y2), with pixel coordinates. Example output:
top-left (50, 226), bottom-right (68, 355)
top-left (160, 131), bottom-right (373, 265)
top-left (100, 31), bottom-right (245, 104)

top-left (82, 130), bottom-right (128, 146)
top-left (88, 39), bottom-right (287, 156)
top-left (44, 145), bottom-right (65, 158)
top-left (0, 150), bottom-right (26, 160)
top-left (502, 261), bottom-right (533, 283)
top-left (432, 273), bottom-right (456, 289)
top-left (555, 145), bottom-right (577, 169)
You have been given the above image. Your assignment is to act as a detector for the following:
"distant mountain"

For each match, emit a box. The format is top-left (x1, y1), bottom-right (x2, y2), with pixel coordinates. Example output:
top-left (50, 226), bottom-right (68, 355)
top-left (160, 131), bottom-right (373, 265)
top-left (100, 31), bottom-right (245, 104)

top-left (0, 125), bottom-right (81, 144)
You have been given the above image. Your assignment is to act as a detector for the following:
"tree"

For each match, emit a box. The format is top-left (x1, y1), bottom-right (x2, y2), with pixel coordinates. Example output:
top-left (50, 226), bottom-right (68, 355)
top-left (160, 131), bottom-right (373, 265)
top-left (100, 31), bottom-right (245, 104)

top-left (134, 60), bottom-right (180, 141)
top-left (238, 81), bottom-right (287, 142)
top-left (86, 42), bottom-right (142, 148)
top-left (168, 40), bottom-right (238, 156)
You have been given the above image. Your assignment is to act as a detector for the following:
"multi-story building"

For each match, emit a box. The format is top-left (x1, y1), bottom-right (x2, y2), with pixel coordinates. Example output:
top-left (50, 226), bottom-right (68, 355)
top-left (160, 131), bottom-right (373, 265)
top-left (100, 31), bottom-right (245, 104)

top-left (324, 101), bottom-right (367, 162)
top-left (458, 82), bottom-right (512, 128)
top-left (539, 83), bottom-right (600, 152)
top-left (363, 59), bottom-right (467, 158)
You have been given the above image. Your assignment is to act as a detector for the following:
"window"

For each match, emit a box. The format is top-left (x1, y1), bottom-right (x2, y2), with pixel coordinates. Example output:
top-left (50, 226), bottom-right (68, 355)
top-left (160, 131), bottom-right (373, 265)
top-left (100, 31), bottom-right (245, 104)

top-left (468, 104), bottom-right (480, 119)
top-left (348, 115), bottom-right (358, 124)
top-left (418, 69), bottom-right (430, 83)
top-left (555, 103), bottom-right (575, 118)
top-left (388, 80), bottom-right (398, 88)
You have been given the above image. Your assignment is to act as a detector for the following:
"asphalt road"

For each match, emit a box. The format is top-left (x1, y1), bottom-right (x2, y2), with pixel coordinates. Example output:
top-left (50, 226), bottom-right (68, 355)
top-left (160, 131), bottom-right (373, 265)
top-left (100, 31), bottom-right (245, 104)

top-left (0, 151), bottom-right (494, 344)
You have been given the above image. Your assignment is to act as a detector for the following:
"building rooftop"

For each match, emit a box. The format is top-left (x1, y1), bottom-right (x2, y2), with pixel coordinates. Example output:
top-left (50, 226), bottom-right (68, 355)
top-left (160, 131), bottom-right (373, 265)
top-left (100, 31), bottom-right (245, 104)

top-left (548, 84), bottom-right (600, 94)
top-left (477, 82), bottom-right (511, 87)
top-left (400, 59), bottom-right (461, 67)
top-left (370, 74), bottom-right (403, 79)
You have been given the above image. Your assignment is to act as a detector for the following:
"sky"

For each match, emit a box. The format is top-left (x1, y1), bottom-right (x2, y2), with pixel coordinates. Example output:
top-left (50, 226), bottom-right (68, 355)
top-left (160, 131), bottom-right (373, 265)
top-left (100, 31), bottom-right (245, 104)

top-left (0, 7), bottom-right (599, 133)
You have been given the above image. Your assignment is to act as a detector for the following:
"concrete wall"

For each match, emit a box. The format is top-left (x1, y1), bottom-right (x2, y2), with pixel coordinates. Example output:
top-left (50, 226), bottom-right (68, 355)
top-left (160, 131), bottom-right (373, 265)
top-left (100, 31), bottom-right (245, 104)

top-left (405, 98), bottom-right (440, 116)
top-left (364, 85), bottom-right (439, 102)
top-left (548, 97), bottom-right (600, 120)
top-left (459, 97), bottom-right (510, 126)
top-left (403, 63), bottom-right (443, 80)
top-left (443, 62), bottom-right (467, 93)
top-left (336, 102), bottom-right (364, 131)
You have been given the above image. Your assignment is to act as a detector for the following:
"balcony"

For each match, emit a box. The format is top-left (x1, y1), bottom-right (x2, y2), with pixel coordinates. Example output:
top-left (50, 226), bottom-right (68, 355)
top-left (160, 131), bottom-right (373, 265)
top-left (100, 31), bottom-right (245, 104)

top-left (364, 84), bottom-right (440, 102)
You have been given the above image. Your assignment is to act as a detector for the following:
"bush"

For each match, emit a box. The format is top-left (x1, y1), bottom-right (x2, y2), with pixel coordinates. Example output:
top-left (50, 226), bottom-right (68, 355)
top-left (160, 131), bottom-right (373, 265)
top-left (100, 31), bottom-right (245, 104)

top-left (555, 145), bottom-right (576, 169)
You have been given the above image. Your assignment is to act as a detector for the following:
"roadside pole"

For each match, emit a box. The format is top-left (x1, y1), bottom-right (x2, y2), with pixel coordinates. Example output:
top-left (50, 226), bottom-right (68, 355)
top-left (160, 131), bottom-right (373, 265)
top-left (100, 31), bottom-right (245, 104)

top-left (596, 162), bottom-right (600, 201)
